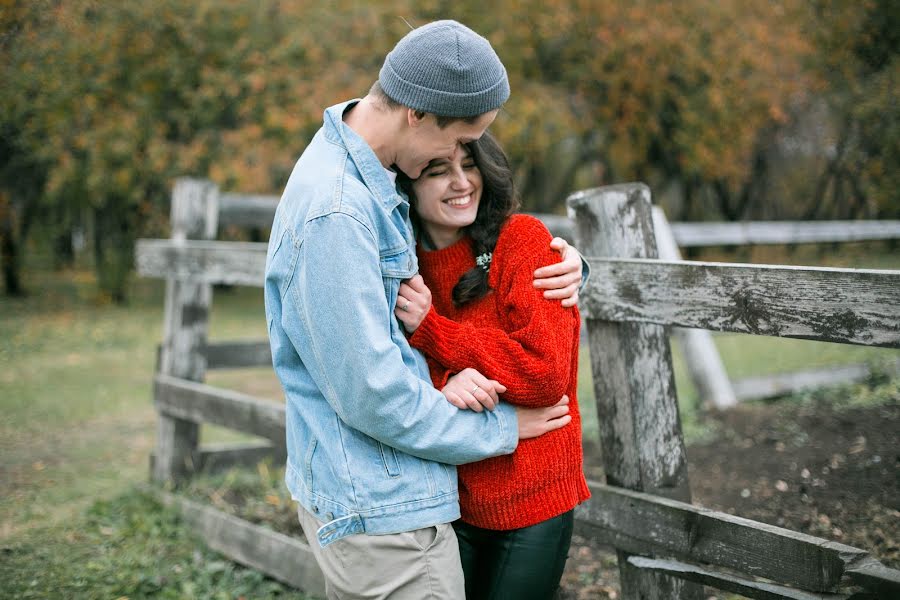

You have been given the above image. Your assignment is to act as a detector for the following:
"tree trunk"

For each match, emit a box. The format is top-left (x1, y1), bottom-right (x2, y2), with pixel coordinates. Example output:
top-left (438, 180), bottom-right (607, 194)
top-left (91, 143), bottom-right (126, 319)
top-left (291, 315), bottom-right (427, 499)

top-left (93, 203), bottom-right (135, 304)
top-left (1, 191), bottom-right (25, 296)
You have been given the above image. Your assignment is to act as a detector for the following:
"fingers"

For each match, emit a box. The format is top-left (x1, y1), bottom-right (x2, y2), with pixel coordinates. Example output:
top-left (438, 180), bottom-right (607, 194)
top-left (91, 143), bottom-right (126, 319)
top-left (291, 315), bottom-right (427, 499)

top-left (544, 413), bottom-right (572, 432)
top-left (470, 387), bottom-right (495, 411)
top-left (532, 268), bottom-right (581, 290)
top-left (560, 290), bottom-right (579, 308)
top-left (534, 273), bottom-right (581, 299)
top-left (443, 392), bottom-right (465, 410)
top-left (461, 389), bottom-right (484, 412)
top-left (544, 277), bottom-right (581, 300)
top-left (404, 274), bottom-right (428, 292)
top-left (468, 372), bottom-right (504, 403)
top-left (549, 236), bottom-right (569, 253)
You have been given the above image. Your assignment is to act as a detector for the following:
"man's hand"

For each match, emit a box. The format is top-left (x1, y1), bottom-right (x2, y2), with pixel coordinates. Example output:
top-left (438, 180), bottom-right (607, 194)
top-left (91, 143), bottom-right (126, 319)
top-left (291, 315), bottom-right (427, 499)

top-left (516, 395), bottom-right (572, 439)
top-left (533, 237), bottom-right (582, 308)
top-left (441, 368), bottom-right (506, 412)
top-left (395, 275), bottom-right (432, 333)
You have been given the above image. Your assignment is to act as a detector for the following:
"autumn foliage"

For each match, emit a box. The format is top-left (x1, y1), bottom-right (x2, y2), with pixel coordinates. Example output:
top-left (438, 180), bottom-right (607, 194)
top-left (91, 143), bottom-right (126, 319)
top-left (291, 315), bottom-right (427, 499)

top-left (1, 0), bottom-right (896, 299)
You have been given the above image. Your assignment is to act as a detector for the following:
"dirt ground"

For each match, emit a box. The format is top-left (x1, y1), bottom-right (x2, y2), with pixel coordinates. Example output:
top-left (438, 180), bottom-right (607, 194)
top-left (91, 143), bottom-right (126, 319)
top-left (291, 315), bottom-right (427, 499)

top-left (182, 394), bottom-right (898, 598)
top-left (563, 397), bottom-right (899, 598)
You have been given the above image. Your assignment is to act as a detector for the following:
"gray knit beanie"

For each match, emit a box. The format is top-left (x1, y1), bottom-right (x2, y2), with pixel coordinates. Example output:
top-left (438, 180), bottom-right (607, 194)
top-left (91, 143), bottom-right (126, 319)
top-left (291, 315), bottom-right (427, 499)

top-left (379, 20), bottom-right (510, 118)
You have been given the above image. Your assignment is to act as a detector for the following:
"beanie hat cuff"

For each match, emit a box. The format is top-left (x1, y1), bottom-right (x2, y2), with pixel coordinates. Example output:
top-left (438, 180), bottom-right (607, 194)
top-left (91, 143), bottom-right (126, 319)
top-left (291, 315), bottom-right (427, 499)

top-left (380, 61), bottom-right (510, 118)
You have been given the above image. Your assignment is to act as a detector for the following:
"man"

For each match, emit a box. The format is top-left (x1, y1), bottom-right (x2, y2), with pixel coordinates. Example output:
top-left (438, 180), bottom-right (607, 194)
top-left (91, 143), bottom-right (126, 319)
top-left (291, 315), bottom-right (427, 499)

top-left (264, 20), bottom-right (584, 598)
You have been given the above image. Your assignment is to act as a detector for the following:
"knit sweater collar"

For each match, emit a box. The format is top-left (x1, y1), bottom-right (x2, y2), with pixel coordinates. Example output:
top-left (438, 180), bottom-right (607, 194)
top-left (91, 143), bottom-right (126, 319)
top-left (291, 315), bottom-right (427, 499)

top-left (416, 235), bottom-right (474, 275)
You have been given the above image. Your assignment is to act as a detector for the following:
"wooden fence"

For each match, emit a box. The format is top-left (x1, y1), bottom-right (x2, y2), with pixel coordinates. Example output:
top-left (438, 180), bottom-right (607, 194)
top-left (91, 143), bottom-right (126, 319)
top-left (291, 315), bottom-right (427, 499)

top-left (194, 189), bottom-right (900, 409)
top-left (136, 178), bottom-right (900, 599)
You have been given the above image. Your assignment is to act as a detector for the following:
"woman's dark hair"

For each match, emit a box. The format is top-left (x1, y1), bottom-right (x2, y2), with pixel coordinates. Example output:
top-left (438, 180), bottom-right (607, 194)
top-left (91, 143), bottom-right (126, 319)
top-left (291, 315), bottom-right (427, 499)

top-left (399, 131), bottom-right (520, 306)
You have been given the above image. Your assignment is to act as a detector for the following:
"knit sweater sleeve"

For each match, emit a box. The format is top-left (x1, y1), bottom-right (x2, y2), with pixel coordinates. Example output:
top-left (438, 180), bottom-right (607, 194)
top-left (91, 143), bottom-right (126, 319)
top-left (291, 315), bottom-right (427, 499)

top-left (409, 215), bottom-right (579, 407)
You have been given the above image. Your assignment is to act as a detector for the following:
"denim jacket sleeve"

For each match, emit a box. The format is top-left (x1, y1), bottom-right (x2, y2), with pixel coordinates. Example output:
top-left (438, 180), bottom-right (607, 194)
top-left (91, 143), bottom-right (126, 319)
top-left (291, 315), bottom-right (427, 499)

top-left (282, 211), bottom-right (518, 465)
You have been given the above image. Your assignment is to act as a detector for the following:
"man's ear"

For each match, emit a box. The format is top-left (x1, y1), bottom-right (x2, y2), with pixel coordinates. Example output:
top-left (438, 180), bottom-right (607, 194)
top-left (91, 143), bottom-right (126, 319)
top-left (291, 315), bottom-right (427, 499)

top-left (407, 108), bottom-right (428, 128)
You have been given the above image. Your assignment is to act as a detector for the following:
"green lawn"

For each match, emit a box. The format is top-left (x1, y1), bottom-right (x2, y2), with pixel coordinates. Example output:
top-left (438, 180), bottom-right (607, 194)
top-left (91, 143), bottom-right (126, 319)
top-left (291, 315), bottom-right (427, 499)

top-left (1, 243), bottom-right (897, 597)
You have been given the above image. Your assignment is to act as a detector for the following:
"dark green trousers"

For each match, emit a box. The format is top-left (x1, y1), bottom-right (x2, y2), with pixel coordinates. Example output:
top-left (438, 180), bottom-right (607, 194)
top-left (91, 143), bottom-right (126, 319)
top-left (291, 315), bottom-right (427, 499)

top-left (454, 510), bottom-right (574, 600)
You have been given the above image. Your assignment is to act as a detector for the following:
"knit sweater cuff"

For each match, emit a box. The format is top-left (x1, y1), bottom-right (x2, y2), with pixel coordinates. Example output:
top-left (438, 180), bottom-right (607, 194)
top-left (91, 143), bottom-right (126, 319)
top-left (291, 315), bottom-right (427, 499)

top-left (408, 305), bottom-right (459, 358)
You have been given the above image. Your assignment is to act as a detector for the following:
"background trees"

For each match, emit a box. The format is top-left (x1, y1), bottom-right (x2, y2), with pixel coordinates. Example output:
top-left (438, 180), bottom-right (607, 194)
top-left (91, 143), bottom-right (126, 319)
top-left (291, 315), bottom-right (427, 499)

top-left (1, 0), bottom-right (896, 300)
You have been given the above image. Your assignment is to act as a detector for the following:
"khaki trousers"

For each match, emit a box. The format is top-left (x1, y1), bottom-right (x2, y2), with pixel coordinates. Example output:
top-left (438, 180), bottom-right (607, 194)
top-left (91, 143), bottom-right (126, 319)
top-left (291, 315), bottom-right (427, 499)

top-left (298, 505), bottom-right (465, 599)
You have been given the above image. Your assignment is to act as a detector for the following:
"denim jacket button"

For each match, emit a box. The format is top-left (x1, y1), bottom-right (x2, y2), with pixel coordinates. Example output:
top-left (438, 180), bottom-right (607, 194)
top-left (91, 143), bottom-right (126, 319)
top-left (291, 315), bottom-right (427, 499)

top-left (325, 512), bottom-right (335, 521)
top-left (312, 506), bottom-right (319, 514)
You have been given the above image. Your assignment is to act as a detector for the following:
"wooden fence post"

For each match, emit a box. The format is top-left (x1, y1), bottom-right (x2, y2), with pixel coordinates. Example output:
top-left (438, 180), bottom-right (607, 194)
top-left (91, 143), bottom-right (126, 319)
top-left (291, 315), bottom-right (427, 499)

top-left (651, 207), bottom-right (738, 410)
top-left (568, 183), bottom-right (703, 600)
top-left (152, 178), bottom-right (219, 483)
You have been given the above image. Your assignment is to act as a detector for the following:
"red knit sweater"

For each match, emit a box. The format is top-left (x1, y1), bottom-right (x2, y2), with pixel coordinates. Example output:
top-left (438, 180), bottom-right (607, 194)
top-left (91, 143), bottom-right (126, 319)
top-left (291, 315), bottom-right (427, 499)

top-left (409, 214), bottom-right (590, 530)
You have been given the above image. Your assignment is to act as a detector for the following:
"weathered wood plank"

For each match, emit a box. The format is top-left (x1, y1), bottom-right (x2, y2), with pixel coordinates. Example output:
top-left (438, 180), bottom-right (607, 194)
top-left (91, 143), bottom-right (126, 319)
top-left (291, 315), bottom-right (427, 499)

top-left (579, 258), bottom-right (900, 348)
top-left (534, 216), bottom-right (900, 247)
top-left (653, 207), bottom-right (738, 409)
top-left (525, 216), bottom-right (900, 247)
top-left (195, 441), bottom-right (285, 473)
top-left (218, 193), bottom-right (280, 228)
top-left (626, 557), bottom-right (852, 600)
top-left (670, 219), bottom-right (900, 247)
top-left (845, 558), bottom-right (900, 598)
top-left (154, 374), bottom-right (285, 443)
top-left (575, 482), bottom-right (870, 592)
top-left (155, 489), bottom-right (325, 597)
top-left (148, 442), bottom-right (284, 477)
top-left (205, 340), bottom-right (272, 370)
top-left (136, 239), bottom-right (267, 286)
top-left (732, 359), bottom-right (900, 402)
top-left (209, 187), bottom-right (900, 245)
top-left (153, 178), bottom-right (219, 483)
top-left (568, 183), bottom-right (702, 599)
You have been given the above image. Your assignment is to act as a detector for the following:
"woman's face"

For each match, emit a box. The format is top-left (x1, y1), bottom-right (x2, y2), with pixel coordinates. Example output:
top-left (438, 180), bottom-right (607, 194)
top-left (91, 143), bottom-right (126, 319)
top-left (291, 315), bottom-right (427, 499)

top-left (411, 144), bottom-right (483, 249)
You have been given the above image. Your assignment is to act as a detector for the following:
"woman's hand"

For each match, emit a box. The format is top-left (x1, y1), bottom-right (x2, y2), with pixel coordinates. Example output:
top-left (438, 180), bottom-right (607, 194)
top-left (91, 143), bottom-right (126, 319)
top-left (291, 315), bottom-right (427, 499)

top-left (516, 395), bottom-right (572, 439)
top-left (395, 275), bottom-right (432, 333)
top-left (533, 237), bottom-right (582, 308)
top-left (441, 367), bottom-right (507, 412)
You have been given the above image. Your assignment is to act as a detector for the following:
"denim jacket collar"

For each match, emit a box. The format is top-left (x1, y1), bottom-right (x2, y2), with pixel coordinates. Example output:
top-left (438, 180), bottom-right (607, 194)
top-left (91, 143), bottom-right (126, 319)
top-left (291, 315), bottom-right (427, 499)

top-left (323, 100), bottom-right (405, 212)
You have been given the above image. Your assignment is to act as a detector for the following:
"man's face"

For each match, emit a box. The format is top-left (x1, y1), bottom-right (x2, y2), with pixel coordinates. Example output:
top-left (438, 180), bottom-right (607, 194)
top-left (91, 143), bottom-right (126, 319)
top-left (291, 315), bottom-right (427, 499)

top-left (396, 110), bottom-right (498, 179)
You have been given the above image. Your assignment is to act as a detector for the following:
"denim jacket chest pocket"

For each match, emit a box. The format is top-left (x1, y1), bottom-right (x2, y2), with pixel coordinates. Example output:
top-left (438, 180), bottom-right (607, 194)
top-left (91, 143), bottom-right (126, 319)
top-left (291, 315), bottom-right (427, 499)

top-left (379, 245), bottom-right (417, 341)
top-left (380, 247), bottom-right (416, 296)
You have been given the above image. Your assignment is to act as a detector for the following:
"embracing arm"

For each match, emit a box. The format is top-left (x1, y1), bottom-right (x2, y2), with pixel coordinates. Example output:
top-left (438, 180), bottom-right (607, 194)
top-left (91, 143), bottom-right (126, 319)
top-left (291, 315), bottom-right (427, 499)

top-left (279, 212), bottom-right (518, 464)
top-left (533, 237), bottom-right (590, 308)
top-left (408, 218), bottom-right (580, 407)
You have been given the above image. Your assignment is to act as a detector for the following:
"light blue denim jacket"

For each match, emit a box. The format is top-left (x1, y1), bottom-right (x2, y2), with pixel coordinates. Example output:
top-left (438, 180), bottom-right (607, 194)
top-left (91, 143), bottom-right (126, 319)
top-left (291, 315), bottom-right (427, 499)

top-left (264, 100), bottom-right (519, 547)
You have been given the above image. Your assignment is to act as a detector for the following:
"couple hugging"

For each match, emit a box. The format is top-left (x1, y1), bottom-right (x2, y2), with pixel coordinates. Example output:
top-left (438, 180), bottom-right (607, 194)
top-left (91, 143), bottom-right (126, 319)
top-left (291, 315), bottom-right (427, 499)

top-left (265, 20), bottom-right (590, 600)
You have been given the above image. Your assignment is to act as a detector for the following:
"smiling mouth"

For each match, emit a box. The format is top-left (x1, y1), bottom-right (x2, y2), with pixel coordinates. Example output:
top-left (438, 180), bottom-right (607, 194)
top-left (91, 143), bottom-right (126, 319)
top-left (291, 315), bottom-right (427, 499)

top-left (445, 195), bottom-right (473, 207)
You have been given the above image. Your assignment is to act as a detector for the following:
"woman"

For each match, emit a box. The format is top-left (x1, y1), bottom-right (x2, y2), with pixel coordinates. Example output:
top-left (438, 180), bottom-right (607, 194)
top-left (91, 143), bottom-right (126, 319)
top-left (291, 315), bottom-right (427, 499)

top-left (395, 132), bottom-right (590, 600)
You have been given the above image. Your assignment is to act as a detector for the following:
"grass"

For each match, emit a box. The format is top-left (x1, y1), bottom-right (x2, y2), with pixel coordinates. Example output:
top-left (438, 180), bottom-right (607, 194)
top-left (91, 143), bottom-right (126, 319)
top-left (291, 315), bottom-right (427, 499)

top-left (0, 488), bottom-right (310, 599)
top-left (1, 241), bottom-right (897, 596)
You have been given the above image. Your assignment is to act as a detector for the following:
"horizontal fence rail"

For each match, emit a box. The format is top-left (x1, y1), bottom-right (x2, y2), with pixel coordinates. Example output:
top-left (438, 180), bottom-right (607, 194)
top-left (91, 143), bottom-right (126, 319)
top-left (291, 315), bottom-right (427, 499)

top-left (155, 489), bottom-right (326, 596)
top-left (669, 219), bottom-right (900, 247)
top-left (731, 359), bottom-right (900, 401)
top-left (219, 194), bottom-right (280, 228)
top-left (154, 374), bottom-right (284, 442)
top-left (137, 239), bottom-right (900, 348)
top-left (137, 239), bottom-right (266, 286)
top-left (579, 258), bottom-right (900, 347)
top-left (625, 557), bottom-right (852, 600)
top-left (575, 482), bottom-right (878, 593)
top-left (216, 192), bottom-right (900, 246)
top-left (204, 340), bottom-right (273, 370)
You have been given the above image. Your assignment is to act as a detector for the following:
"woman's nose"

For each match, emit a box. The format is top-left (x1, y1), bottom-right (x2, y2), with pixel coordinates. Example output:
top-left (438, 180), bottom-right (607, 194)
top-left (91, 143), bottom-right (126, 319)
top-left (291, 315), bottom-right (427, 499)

top-left (450, 168), bottom-right (469, 189)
